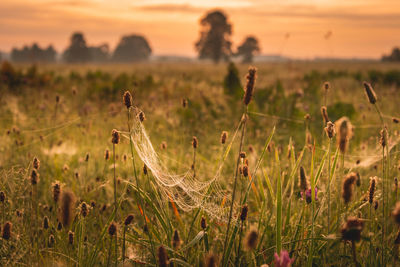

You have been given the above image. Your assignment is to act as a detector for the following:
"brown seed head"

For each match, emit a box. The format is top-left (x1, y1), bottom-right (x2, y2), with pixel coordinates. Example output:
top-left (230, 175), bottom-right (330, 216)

top-left (104, 149), bottom-right (110, 160)
top-left (123, 91), bottom-right (132, 109)
top-left (33, 157), bottom-right (40, 170)
top-left (243, 67), bottom-right (257, 106)
top-left (321, 106), bottom-right (329, 123)
top-left (43, 216), bottom-right (49, 230)
top-left (220, 131), bottom-right (228, 144)
top-left (324, 81), bottom-right (330, 91)
top-left (157, 245), bottom-right (169, 267)
top-left (299, 166), bottom-right (308, 192)
top-left (143, 164), bottom-right (148, 175)
top-left (59, 190), bottom-right (76, 227)
top-left (205, 253), bottom-right (218, 267)
top-left (239, 151), bottom-right (246, 159)
top-left (341, 217), bottom-right (364, 242)
top-left (201, 216), bottom-right (207, 230)
top-left (393, 117), bottom-right (399, 124)
top-left (138, 111), bottom-right (145, 122)
top-left (2, 221), bottom-right (12, 240)
top-left (108, 222), bottom-right (117, 236)
top-left (369, 177), bottom-right (376, 204)
top-left (124, 214), bottom-right (134, 226)
top-left (52, 181), bottom-right (61, 203)
top-left (48, 234), bottom-right (55, 247)
top-left (68, 231), bottom-right (74, 245)
top-left (80, 202), bottom-right (89, 217)
top-left (30, 169), bottom-right (39, 185)
top-left (336, 117), bottom-right (353, 154)
top-left (85, 153), bottom-right (89, 162)
top-left (324, 121), bottom-right (336, 139)
top-left (111, 129), bottom-right (120, 145)
top-left (242, 165), bottom-right (249, 177)
top-left (57, 221), bottom-right (63, 231)
top-left (0, 191), bottom-right (5, 202)
top-left (342, 172), bottom-right (358, 204)
top-left (240, 204), bottom-right (248, 221)
top-left (245, 229), bottom-right (259, 250)
top-left (363, 81), bottom-right (377, 104)
top-left (173, 229), bottom-right (182, 249)
top-left (192, 136), bottom-right (198, 149)
top-left (380, 127), bottom-right (388, 148)
top-left (56, 95), bottom-right (60, 103)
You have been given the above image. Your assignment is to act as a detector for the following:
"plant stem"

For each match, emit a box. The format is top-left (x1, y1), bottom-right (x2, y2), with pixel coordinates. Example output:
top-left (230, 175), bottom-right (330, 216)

top-left (351, 241), bottom-right (358, 267)
top-left (222, 109), bottom-right (248, 264)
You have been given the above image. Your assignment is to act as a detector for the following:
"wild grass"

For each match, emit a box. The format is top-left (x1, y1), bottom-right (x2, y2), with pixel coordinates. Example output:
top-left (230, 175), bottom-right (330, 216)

top-left (0, 61), bottom-right (400, 266)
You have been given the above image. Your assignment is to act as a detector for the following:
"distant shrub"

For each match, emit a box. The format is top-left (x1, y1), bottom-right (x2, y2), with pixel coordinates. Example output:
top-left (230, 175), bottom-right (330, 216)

top-left (223, 62), bottom-right (242, 99)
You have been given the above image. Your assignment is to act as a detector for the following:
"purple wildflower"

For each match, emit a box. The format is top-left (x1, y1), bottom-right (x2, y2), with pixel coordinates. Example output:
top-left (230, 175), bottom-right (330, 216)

top-left (274, 250), bottom-right (294, 267)
top-left (301, 187), bottom-right (318, 204)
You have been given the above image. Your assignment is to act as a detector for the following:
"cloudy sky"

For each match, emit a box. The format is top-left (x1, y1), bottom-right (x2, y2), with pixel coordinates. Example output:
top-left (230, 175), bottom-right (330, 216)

top-left (0, 0), bottom-right (399, 59)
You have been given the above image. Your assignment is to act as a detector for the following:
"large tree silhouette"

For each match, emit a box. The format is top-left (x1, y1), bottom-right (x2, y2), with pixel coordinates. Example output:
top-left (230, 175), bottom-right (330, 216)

top-left (195, 10), bottom-right (232, 63)
top-left (112, 34), bottom-right (152, 62)
top-left (62, 32), bottom-right (91, 63)
top-left (382, 47), bottom-right (400, 62)
top-left (237, 36), bottom-right (260, 63)
top-left (89, 43), bottom-right (110, 62)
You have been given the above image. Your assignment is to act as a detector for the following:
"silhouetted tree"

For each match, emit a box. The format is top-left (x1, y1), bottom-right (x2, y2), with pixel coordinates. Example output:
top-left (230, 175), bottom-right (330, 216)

top-left (382, 47), bottom-right (400, 62)
top-left (112, 35), bottom-right (152, 62)
top-left (89, 44), bottom-right (110, 62)
top-left (237, 36), bottom-right (260, 63)
top-left (195, 10), bottom-right (232, 63)
top-left (11, 43), bottom-right (56, 63)
top-left (63, 32), bottom-right (91, 63)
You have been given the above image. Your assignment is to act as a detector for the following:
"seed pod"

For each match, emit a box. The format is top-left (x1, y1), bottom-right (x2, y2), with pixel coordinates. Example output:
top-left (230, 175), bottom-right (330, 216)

top-left (321, 106), bottom-right (329, 123)
top-left (43, 216), bottom-right (49, 230)
top-left (124, 214), bottom-right (134, 226)
top-left (363, 81), bottom-right (377, 104)
top-left (220, 131), bottom-right (228, 144)
top-left (172, 229), bottom-right (181, 249)
top-left (324, 121), bottom-right (335, 139)
top-left (68, 231), bottom-right (74, 245)
top-left (341, 217), bottom-right (364, 242)
top-left (33, 157), bottom-right (40, 170)
top-left (369, 177), bottom-right (376, 204)
top-left (111, 129), bottom-right (120, 145)
top-left (244, 229), bottom-right (259, 250)
top-left (201, 216), bottom-right (207, 230)
top-left (342, 172), bottom-right (358, 204)
top-left (336, 117), bottom-right (353, 154)
top-left (240, 205), bottom-right (248, 221)
top-left (299, 166), bottom-right (308, 192)
top-left (30, 169), bottom-right (39, 185)
top-left (157, 245), bottom-right (168, 267)
top-left (123, 91), bottom-right (132, 109)
top-left (2, 222), bottom-right (12, 240)
top-left (108, 222), bottom-right (117, 236)
top-left (243, 67), bottom-right (257, 106)
top-left (192, 136), bottom-right (198, 149)
top-left (52, 181), bottom-right (61, 203)
top-left (242, 165), bottom-right (249, 177)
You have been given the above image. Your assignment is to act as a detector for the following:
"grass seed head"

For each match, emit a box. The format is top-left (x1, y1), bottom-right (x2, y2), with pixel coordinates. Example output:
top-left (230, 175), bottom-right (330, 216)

top-left (111, 129), bottom-right (120, 145)
top-left (341, 217), bottom-right (364, 242)
top-left (157, 245), bottom-right (169, 267)
top-left (52, 181), bottom-right (61, 203)
top-left (59, 190), bottom-right (76, 227)
top-left (30, 169), bottom-right (39, 185)
top-left (321, 106), bottom-right (329, 123)
top-left (324, 121), bottom-right (335, 139)
top-left (68, 231), bottom-right (74, 245)
top-left (124, 214), bottom-right (134, 226)
top-left (363, 81), bottom-right (377, 104)
top-left (243, 67), bottom-right (257, 106)
top-left (201, 216), bottom-right (207, 230)
top-left (192, 136), bottom-right (198, 149)
top-left (245, 228), bottom-right (259, 250)
top-left (104, 149), bottom-right (110, 160)
top-left (369, 177), bottom-right (376, 204)
top-left (336, 117), bottom-right (353, 154)
top-left (173, 229), bottom-right (182, 249)
top-left (342, 172), bottom-right (358, 204)
top-left (33, 157), bottom-right (40, 170)
top-left (2, 221), bottom-right (12, 240)
top-left (43, 216), bottom-right (49, 230)
top-left (393, 202), bottom-right (400, 225)
top-left (299, 166), bottom-right (308, 192)
top-left (0, 191), bottom-right (5, 202)
top-left (240, 204), bottom-right (248, 221)
top-left (205, 253), bottom-right (218, 267)
top-left (220, 131), bottom-right (228, 144)
top-left (108, 222), bottom-right (117, 236)
top-left (123, 91), bottom-right (133, 109)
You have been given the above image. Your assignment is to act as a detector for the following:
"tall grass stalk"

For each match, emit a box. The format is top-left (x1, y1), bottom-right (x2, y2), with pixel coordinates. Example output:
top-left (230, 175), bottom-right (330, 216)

top-left (222, 109), bottom-right (248, 264)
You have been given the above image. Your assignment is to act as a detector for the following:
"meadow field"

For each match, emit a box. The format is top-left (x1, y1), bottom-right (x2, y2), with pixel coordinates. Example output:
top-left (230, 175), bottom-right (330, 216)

top-left (1, 60), bottom-right (400, 266)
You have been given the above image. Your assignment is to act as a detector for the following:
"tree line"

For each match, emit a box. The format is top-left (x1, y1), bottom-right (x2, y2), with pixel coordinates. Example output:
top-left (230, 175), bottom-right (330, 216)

top-left (10, 32), bottom-right (152, 63)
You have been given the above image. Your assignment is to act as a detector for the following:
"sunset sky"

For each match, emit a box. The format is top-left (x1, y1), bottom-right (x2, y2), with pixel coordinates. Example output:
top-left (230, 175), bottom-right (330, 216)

top-left (1, 0), bottom-right (399, 59)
